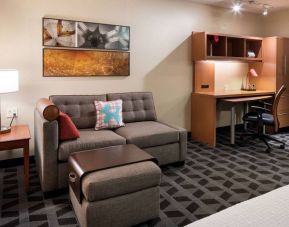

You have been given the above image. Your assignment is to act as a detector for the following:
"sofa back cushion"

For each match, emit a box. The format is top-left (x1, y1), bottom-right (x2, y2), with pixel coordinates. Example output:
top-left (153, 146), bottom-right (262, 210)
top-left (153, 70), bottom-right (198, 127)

top-left (107, 92), bottom-right (157, 123)
top-left (50, 95), bottom-right (106, 129)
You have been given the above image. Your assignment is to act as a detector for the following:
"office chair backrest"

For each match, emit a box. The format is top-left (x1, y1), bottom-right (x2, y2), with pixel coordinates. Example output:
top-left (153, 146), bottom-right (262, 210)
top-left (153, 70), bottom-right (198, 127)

top-left (273, 85), bottom-right (286, 132)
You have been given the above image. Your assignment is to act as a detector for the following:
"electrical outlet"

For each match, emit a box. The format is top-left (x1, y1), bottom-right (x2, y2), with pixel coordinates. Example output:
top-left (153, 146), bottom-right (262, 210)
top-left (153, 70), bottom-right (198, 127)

top-left (7, 107), bottom-right (18, 118)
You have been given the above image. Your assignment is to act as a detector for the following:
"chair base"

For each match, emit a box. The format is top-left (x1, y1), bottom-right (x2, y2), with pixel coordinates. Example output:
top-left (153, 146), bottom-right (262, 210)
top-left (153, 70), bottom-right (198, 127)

top-left (240, 131), bottom-right (285, 152)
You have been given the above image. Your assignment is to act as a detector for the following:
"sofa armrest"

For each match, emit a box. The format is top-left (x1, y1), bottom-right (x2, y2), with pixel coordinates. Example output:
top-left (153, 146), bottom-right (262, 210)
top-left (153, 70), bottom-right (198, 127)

top-left (34, 109), bottom-right (59, 192)
top-left (157, 121), bottom-right (187, 161)
top-left (36, 98), bottom-right (59, 121)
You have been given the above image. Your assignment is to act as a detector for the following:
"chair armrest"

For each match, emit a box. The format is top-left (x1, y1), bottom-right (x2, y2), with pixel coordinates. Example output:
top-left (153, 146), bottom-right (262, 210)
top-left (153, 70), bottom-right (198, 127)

top-left (251, 106), bottom-right (271, 113)
top-left (261, 101), bottom-right (272, 106)
top-left (157, 121), bottom-right (187, 161)
top-left (34, 109), bottom-right (59, 192)
top-left (258, 100), bottom-right (272, 106)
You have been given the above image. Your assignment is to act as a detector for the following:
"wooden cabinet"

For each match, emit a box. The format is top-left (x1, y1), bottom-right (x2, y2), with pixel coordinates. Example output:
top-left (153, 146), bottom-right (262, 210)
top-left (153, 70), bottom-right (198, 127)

top-left (250, 37), bottom-right (289, 128)
top-left (277, 38), bottom-right (289, 93)
top-left (277, 38), bottom-right (289, 128)
top-left (192, 32), bottom-right (263, 62)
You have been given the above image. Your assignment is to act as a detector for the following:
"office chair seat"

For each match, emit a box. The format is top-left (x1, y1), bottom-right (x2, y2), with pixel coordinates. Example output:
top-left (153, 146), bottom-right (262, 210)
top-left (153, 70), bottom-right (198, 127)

top-left (243, 112), bottom-right (274, 126)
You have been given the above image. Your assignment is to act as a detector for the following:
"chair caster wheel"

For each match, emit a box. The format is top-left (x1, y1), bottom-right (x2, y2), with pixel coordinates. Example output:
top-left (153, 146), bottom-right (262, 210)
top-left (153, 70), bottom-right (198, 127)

top-left (280, 144), bottom-right (285, 149)
top-left (265, 148), bottom-right (271, 153)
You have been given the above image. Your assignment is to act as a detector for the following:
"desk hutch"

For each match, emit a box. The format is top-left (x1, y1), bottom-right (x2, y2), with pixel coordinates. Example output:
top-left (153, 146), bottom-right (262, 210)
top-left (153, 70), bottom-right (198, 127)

top-left (191, 32), bottom-right (289, 146)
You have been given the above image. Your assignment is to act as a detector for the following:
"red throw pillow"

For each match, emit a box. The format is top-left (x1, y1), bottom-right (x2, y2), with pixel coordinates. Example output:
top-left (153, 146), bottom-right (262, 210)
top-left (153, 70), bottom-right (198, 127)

top-left (58, 112), bottom-right (80, 141)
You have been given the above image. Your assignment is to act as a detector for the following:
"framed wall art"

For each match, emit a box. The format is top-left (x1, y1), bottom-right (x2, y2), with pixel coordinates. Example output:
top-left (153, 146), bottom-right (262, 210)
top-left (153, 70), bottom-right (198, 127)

top-left (43, 18), bottom-right (130, 51)
top-left (43, 18), bottom-right (76, 47)
top-left (43, 48), bottom-right (130, 77)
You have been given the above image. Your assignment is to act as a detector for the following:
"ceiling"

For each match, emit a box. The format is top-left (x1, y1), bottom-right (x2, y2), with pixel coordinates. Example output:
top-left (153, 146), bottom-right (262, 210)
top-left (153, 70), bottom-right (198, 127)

top-left (189, 0), bottom-right (289, 13)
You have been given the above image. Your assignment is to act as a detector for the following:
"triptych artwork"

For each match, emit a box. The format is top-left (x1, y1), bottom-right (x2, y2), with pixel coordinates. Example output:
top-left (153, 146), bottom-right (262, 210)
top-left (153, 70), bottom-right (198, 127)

top-left (42, 18), bottom-right (130, 77)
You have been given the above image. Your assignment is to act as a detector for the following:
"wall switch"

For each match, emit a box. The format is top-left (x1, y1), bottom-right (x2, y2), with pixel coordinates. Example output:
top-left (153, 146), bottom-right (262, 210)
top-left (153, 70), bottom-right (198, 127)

top-left (7, 107), bottom-right (18, 118)
top-left (201, 84), bottom-right (209, 89)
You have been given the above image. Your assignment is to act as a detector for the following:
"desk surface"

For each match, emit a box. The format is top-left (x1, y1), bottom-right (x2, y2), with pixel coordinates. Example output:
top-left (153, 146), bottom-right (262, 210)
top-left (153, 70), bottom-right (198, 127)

top-left (194, 90), bottom-right (275, 98)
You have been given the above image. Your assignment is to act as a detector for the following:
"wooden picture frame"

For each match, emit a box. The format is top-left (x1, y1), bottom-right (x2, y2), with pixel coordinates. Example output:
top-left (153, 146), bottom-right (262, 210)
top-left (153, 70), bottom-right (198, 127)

top-left (43, 48), bottom-right (130, 77)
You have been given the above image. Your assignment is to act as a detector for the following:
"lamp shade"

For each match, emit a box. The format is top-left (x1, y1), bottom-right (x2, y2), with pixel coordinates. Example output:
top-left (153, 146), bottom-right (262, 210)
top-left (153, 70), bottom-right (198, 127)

top-left (249, 68), bottom-right (258, 77)
top-left (0, 69), bottom-right (19, 94)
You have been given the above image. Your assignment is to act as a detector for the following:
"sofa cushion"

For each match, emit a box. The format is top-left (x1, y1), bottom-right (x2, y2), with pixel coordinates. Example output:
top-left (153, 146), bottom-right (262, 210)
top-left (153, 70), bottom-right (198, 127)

top-left (81, 161), bottom-right (161, 202)
top-left (114, 121), bottom-right (179, 148)
top-left (50, 95), bottom-right (107, 129)
top-left (107, 92), bottom-right (157, 123)
top-left (58, 129), bottom-right (126, 161)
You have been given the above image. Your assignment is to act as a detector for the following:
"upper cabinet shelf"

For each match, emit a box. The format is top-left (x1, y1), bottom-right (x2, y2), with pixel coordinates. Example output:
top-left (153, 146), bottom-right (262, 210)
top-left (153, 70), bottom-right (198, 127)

top-left (192, 32), bottom-right (263, 62)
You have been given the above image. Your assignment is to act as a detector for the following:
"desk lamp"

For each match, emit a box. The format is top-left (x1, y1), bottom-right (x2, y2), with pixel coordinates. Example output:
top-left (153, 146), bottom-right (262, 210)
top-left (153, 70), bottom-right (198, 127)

top-left (0, 69), bottom-right (19, 134)
top-left (242, 68), bottom-right (258, 91)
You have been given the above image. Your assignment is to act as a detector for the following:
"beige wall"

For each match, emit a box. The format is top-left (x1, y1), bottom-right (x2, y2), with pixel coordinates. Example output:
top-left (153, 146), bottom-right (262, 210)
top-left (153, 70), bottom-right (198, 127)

top-left (263, 9), bottom-right (289, 37)
top-left (0, 0), bottom-right (264, 159)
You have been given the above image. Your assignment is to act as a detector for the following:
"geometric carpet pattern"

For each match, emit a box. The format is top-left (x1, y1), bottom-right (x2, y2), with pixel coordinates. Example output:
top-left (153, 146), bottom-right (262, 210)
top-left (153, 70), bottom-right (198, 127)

top-left (1, 131), bottom-right (289, 227)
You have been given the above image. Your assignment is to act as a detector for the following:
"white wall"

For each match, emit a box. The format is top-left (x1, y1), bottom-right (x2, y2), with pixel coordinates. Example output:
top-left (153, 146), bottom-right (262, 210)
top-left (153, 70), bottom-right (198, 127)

top-left (0, 0), bottom-right (264, 159)
top-left (263, 9), bottom-right (289, 37)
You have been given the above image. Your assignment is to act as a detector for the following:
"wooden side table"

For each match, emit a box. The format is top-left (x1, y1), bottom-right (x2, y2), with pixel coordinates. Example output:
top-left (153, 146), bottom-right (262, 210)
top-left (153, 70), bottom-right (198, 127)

top-left (0, 125), bottom-right (31, 192)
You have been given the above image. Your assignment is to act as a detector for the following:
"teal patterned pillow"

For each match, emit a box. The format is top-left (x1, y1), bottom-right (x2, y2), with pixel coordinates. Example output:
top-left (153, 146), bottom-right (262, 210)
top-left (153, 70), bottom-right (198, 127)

top-left (95, 99), bottom-right (124, 130)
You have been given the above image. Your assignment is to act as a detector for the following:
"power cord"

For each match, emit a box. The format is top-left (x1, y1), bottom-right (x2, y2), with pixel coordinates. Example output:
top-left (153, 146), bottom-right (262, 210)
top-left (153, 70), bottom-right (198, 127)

top-left (9, 113), bottom-right (17, 127)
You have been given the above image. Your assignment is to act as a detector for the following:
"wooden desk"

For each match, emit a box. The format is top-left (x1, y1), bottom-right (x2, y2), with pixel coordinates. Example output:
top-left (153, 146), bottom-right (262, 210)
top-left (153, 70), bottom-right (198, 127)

top-left (191, 90), bottom-right (275, 147)
top-left (0, 125), bottom-right (31, 192)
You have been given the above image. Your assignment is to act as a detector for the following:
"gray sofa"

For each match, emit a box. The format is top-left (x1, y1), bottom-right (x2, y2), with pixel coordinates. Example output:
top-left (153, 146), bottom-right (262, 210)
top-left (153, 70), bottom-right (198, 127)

top-left (34, 92), bottom-right (187, 193)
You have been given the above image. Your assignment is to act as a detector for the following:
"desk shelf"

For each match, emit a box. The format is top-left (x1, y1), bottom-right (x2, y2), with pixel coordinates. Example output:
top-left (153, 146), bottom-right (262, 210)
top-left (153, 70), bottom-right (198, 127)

top-left (192, 32), bottom-right (263, 62)
top-left (227, 37), bottom-right (245, 58)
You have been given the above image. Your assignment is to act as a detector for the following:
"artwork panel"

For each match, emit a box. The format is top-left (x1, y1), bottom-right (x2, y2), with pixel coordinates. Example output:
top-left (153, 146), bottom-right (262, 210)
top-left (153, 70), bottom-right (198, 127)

top-left (43, 48), bottom-right (130, 77)
top-left (77, 22), bottom-right (130, 51)
top-left (43, 18), bottom-right (76, 47)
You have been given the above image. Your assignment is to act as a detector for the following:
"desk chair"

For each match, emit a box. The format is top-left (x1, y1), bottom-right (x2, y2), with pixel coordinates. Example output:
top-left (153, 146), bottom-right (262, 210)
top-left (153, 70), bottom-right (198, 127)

top-left (241, 85), bottom-right (286, 152)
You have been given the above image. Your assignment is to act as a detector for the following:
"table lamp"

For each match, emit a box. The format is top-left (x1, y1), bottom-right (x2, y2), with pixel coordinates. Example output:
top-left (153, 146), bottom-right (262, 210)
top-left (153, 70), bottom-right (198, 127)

top-left (242, 68), bottom-right (258, 91)
top-left (0, 69), bottom-right (19, 134)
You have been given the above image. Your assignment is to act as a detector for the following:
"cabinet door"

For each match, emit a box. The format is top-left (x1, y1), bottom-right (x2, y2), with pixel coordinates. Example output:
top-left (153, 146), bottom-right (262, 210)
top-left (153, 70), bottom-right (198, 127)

top-left (284, 38), bottom-right (289, 93)
top-left (277, 38), bottom-right (289, 92)
top-left (277, 38), bottom-right (289, 128)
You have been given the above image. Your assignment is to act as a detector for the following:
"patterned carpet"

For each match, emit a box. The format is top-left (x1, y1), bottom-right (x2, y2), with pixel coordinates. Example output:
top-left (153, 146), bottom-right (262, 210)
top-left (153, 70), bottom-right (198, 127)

top-left (1, 131), bottom-right (289, 227)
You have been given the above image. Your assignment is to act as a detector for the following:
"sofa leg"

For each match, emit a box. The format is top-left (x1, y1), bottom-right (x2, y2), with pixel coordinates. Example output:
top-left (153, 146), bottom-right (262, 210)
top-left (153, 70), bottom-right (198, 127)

top-left (132, 217), bottom-right (161, 227)
top-left (173, 160), bottom-right (185, 167)
top-left (43, 188), bottom-right (68, 199)
top-left (162, 161), bottom-right (185, 168)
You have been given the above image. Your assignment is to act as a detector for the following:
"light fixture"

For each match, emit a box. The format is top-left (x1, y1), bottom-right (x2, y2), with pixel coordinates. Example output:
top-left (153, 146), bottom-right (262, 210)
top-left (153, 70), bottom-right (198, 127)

top-left (262, 4), bottom-right (269, 16)
top-left (232, 2), bottom-right (242, 12)
top-left (0, 69), bottom-right (19, 134)
top-left (232, 1), bottom-right (272, 16)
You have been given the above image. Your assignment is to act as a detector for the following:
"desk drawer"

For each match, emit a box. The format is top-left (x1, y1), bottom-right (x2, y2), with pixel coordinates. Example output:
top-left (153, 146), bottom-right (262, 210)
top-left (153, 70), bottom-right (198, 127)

top-left (278, 113), bottom-right (289, 128)
top-left (278, 96), bottom-right (289, 113)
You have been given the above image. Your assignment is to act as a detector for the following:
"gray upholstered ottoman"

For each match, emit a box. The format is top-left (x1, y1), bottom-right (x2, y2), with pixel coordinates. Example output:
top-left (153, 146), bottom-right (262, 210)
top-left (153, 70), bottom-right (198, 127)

top-left (70, 161), bottom-right (161, 227)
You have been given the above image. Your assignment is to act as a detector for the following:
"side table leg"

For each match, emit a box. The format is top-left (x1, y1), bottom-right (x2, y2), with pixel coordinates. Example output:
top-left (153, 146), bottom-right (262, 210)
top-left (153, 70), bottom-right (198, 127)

top-left (24, 142), bottom-right (29, 192)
